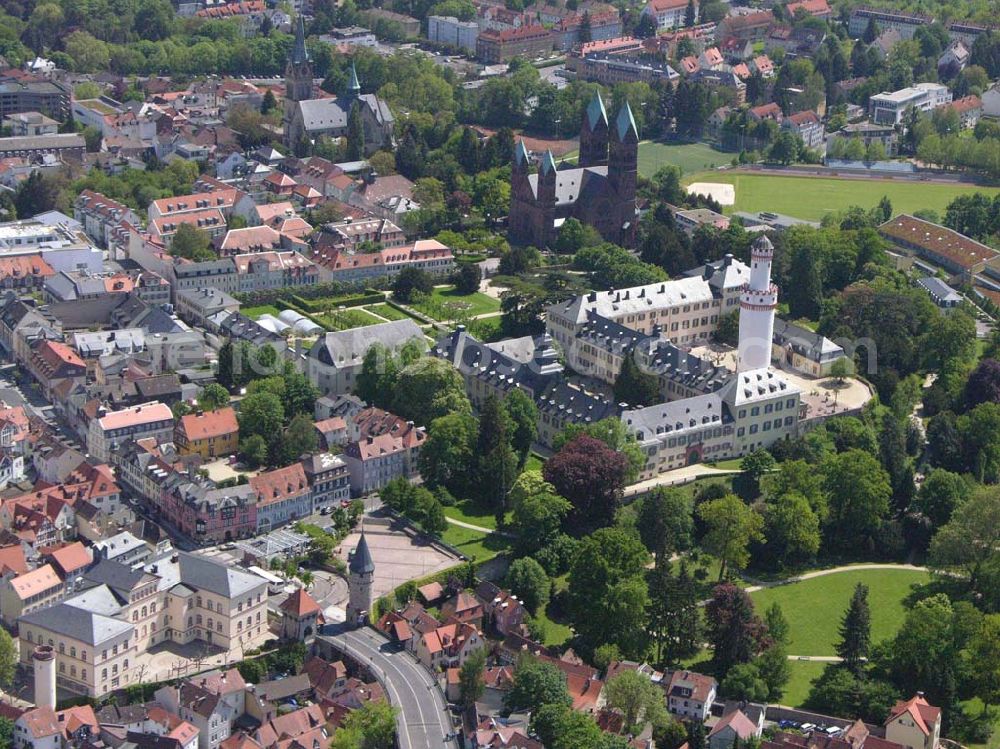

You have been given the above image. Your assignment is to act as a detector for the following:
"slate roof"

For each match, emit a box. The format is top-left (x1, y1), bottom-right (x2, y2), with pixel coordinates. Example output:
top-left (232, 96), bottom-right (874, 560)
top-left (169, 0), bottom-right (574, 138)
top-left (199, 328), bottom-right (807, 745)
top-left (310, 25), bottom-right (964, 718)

top-left (177, 551), bottom-right (266, 597)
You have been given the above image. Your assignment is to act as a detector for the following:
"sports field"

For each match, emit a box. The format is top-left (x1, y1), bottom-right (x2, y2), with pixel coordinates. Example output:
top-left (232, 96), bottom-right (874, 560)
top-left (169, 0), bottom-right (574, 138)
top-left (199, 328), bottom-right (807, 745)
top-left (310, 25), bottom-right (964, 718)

top-left (638, 141), bottom-right (731, 176)
top-left (749, 567), bottom-right (930, 657)
top-left (679, 171), bottom-right (1000, 221)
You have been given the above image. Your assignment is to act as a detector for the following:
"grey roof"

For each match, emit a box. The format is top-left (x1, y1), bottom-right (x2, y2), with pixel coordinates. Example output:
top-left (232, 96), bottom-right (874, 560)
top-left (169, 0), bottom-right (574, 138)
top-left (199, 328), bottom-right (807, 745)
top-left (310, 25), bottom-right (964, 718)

top-left (682, 254), bottom-right (751, 294)
top-left (311, 319), bottom-right (424, 368)
top-left (63, 584), bottom-right (125, 616)
top-left (623, 391), bottom-right (730, 443)
top-left (350, 532), bottom-right (375, 574)
top-left (83, 559), bottom-right (152, 597)
top-left (773, 318), bottom-right (844, 360)
top-left (918, 276), bottom-right (963, 304)
top-left (527, 165), bottom-right (609, 206)
top-left (0, 133), bottom-right (84, 152)
top-left (177, 552), bottom-right (268, 598)
top-left (20, 600), bottom-right (133, 646)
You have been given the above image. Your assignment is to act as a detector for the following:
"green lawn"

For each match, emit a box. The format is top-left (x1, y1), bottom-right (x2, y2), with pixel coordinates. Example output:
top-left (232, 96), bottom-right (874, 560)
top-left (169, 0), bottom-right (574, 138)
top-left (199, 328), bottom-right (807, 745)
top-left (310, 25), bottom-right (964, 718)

top-left (639, 141), bottom-right (731, 177)
top-left (316, 307), bottom-right (385, 331)
top-left (365, 303), bottom-right (409, 321)
top-left (534, 599), bottom-right (574, 647)
top-left (412, 285), bottom-right (501, 321)
top-left (749, 568), bottom-right (930, 656)
top-left (242, 304), bottom-right (282, 319)
top-left (680, 171), bottom-right (1000, 222)
top-left (524, 453), bottom-right (546, 473)
top-left (443, 498), bottom-right (508, 530)
top-left (782, 660), bottom-right (829, 708)
top-left (440, 523), bottom-right (511, 563)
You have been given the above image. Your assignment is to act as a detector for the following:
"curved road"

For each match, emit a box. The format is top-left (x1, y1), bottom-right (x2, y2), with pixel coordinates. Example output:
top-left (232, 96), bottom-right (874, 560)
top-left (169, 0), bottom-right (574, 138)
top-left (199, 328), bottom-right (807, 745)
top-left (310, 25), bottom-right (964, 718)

top-left (321, 627), bottom-right (456, 749)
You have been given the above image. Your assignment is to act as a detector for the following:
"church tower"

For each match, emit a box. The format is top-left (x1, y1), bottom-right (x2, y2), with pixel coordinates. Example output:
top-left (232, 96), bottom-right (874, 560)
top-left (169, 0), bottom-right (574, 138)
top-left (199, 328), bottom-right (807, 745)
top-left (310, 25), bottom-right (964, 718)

top-left (737, 234), bottom-right (778, 371)
top-left (608, 102), bottom-right (638, 199)
top-left (579, 90), bottom-right (609, 168)
top-left (284, 15), bottom-right (314, 149)
top-left (346, 531), bottom-right (375, 626)
top-left (537, 150), bottom-right (558, 247)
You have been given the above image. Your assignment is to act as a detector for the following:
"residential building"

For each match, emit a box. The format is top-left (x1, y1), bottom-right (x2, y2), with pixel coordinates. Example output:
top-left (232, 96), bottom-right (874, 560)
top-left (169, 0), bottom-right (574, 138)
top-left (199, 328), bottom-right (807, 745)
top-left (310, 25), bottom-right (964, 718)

top-left (665, 669), bottom-right (717, 720)
top-left (0, 77), bottom-right (70, 121)
top-left (869, 82), bottom-right (951, 125)
top-left (300, 452), bottom-right (351, 513)
top-left (2, 111), bottom-right (58, 136)
top-left (176, 408), bottom-right (239, 460)
top-left (175, 288), bottom-right (241, 328)
top-left (475, 581), bottom-right (526, 636)
top-left (833, 121), bottom-right (898, 156)
top-left (307, 319), bottom-right (425, 395)
top-left (709, 709), bottom-right (764, 749)
top-left (946, 95), bottom-right (982, 129)
top-left (572, 52), bottom-right (679, 86)
top-left (938, 40), bottom-right (970, 75)
top-left (314, 217), bottom-right (406, 252)
top-left (311, 240), bottom-right (454, 285)
top-left (87, 402), bottom-right (175, 462)
top-left (428, 15), bottom-right (480, 53)
top-left (159, 478), bottom-right (258, 544)
top-left (782, 110), bottom-right (824, 149)
top-left (886, 695), bottom-right (942, 749)
top-left (0, 133), bottom-right (84, 161)
top-left (476, 25), bottom-right (555, 63)
top-left (342, 436), bottom-right (412, 496)
top-left (250, 463), bottom-right (312, 532)
top-left (0, 564), bottom-right (63, 626)
top-left (415, 620), bottom-right (485, 671)
top-left (73, 190), bottom-right (141, 251)
top-left (26, 340), bottom-right (86, 401)
top-left (232, 251), bottom-right (319, 292)
top-left (642, 0), bottom-right (695, 31)
top-left (848, 7), bottom-right (932, 40)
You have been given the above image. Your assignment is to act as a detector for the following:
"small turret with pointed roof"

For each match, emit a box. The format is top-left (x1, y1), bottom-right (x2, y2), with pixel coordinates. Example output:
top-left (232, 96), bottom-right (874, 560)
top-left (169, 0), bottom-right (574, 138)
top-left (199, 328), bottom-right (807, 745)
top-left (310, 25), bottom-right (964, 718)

top-left (579, 90), bottom-right (610, 168)
top-left (347, 61), bottom-right (362, 97)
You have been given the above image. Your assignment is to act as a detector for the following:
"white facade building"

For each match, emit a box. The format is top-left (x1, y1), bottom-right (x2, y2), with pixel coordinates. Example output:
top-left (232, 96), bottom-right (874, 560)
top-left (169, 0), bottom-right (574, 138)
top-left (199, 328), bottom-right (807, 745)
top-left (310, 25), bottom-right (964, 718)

top-left (869, 82), bottom-right (952, 125)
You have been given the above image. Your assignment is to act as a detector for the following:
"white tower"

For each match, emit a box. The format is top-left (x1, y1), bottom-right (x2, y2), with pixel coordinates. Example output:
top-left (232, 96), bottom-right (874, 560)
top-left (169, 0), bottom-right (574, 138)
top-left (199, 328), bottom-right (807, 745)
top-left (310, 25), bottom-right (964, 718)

top-left (33, 645), bottom-right (56, 710)
top-left (737, 234), bottom-right (778, 371)
top-left (346, 531), bottom-right (375, 627)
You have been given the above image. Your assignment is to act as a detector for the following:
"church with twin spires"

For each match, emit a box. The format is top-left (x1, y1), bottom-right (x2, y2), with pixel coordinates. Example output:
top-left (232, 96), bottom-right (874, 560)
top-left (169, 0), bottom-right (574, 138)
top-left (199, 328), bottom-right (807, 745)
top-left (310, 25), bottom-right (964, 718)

top-left (283, 17), bottom-right (395, 155)
top-left (508, 91), bottom-right (639, 249)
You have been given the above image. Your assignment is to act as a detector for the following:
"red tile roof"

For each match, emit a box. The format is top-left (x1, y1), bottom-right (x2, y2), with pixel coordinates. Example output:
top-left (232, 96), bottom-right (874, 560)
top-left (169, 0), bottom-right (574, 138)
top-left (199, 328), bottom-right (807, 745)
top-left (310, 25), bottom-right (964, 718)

top-left (280, 588), bottom-right (322, 617)
top-left (178, 407), bottom-right (238, 442)
top-left (250, 463), bottom-right (310, 507)
top-left (887, 695), bottom-right (940, 735)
